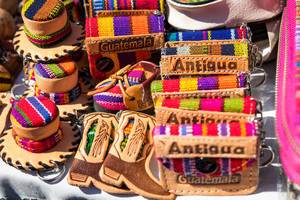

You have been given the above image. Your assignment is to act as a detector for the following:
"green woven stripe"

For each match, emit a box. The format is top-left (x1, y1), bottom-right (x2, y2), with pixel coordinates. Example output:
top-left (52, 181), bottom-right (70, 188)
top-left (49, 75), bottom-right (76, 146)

top-left (48, 64), bottom-right (65, 78)
top-left (190, 46), bottom-right (209, 55)
top-left (180, 99), bottom-right (200, 110)
top-left (15, 106), bottom-right (33, 127)
top-left (224, 98), bottom-right (244, 113)
top-left (151, 81), bottom-right (163, 92)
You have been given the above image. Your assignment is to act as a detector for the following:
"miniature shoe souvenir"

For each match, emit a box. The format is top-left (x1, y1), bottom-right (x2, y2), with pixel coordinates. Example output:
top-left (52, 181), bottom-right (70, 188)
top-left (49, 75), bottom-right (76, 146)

top-left (88, 61), bottom-right (159, 113)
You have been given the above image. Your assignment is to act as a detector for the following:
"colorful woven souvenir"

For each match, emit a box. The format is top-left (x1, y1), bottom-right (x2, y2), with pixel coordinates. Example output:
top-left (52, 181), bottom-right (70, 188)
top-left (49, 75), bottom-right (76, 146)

top-left (90, 0), bottom-right (164, 17)
top-left (167, 27), bottom-right (249, 42)
top-left (11, 96), bottom-right (58, 128)
top-left (154, 122), bottom-right (257, 177)
top-left (155, 96), bottom-right (257, 114)
top-left (85, 10), bottom-right (164, 80)
top-left (34, 58), bottom-right (81, 105)
top-left (151, 74), bottom-right (247, 93)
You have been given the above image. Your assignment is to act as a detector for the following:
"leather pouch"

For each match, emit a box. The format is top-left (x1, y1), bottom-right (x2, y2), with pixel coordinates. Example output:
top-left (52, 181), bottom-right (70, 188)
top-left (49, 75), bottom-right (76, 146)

top-left (85, 10), bottom-right (164, 80)
top-left (153, 121), bottom-right (260, 195)
top-left (161, 40), bottom-right (250, 76)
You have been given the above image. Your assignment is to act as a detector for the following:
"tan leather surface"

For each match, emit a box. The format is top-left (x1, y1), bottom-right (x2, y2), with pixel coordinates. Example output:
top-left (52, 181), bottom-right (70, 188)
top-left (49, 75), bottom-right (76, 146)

top-left (151, 88), bottom-right (246, 99)
top-left (68, 112), bottom-right (131, 194)
top-left (21, 9), bottom-right (67, 36)
top-left (13, 23), bottom-right (84, 62)
top-left (0, 121), bottom-right (80, 171)
top-left (160, 55), bottom-right (249, 76)
top-left (154, 136), bottom-right (258, 159)
top-left (159, 160), bottom-right (259, 195)
top-left (86, 33), bottom-right (164, 54)
top-left (100, 111), bottom-right (175, 200)
top-left (35, 68), bottom-right (78, 93)
top-left (0, 92), bottom-right (12, 135)
top-left (11, 115), bottom-right (60, 141)
top-left (155, 107), bottom-right (254, 125)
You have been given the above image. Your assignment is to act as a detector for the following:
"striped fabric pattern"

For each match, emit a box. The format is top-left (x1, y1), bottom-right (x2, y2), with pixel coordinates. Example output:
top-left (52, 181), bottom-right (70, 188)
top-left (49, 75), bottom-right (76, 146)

top-left (159, 157), bottom-right (255, 177)
top-left (85, 13), bottom-right (164, 38)
top-left (296, 1), bottom-right (300, 115)
top-left (22, 0), bottom-right (65, 21)
top-left (13, 129), bottom-right (62, 153)
top-left (167, 27), bottom-right (249, 42)
top-left (155, 122), bottom-right (257, 177)
top-left (24, 23), bottom-right (72, 47)
top-left (35, 84), bottom-right (81, 105)
top-left (91, 0), bottom-right (164, 16)
top-left (35, 61), bottom-right (76, 79)
top-left (155, 96), bottom-right (257, 114)
top-left (151, 74), bottom-right (247, 93)
top-left (162, 42), bottom-right (248, 57)
top-left (11, 96), bottom-right (58, 128)
top-left (153, 122), bottom-right (257, 137)
top-left (93, 66), bottom-right (145, 111)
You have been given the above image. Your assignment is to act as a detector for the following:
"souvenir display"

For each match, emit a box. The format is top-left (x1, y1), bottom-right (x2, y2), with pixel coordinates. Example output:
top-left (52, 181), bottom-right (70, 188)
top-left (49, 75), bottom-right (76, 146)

top-left (0, 0), bottom-right (292, 199)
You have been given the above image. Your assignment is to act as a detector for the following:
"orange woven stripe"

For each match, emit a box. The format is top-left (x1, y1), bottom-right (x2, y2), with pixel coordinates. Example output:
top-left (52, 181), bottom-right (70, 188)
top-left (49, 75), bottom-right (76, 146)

top-left (131, 15), bottom-right (149, 35)
top-left (218, 75), bottom-right (237, 89)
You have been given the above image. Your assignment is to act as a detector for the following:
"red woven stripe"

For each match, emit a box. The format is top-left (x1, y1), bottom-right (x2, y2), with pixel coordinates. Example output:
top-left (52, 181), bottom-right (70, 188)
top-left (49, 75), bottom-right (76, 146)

top-left (162, 98), bottom-right (180, 108)
top-left (173, 158), bottom-right (184, 173)
top-left (163, 79), bottom-right (179, 92)
top-left (18, 98), bottom-right (43, 127)
top-left (206, 123), bottom-right (218, 136)
top-left (230, 122), bottom-right (241, 136)
top-left (230, 159), bottom-right (242, 174)
top-left (170, 125), bottom-right (179, 135)
top-left (38, 98), bottom-right (58, 119)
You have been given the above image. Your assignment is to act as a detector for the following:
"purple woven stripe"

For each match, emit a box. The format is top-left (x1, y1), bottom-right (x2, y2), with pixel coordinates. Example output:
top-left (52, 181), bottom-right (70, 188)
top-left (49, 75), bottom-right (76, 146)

top-left (113, 16), bottom-right (131, 36)
top-left (11, 108), bottom-right (27, 127)
top-left (160, 126), bottom-right (166, 135)
top-left (35, 63), bottom-right (50, 78)
top-left (220, 123), bottom-right (228, 136)
top-left (238, 73), bottom-right (246, 87)
top-left (149, 15), bottom-right (163, 33)
top-left (198, 77), bottom-right (218, 90)
top-left (118, 52), bottom-right (136, 66)
top-left (94, 94), bottom-right (123, 103)
top-left (221, 158), bottom-right (229, 175)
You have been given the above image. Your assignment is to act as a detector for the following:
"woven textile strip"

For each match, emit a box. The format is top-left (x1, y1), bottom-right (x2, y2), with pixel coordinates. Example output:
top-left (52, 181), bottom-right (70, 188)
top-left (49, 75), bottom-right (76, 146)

top-left (162, 42), bottom-right (248, 57)
top-left (22, 0), bottom-right (65, 21)
top-left (155, 96), bottom-right (257, 114)
top-left (11, 96), bottom-right (58, 128)
top-left (167, 27), bottom-right (249, 42)
top-left (153, 122), bottom-right (257, 137)
top-left (154, 122), bottom-right (257, 177)
top-left (35, 84), bottom-right (81, 105)
top-left (296, 1), bottom-right (300, 114)
top-left (13, 129), bottom-right (62, 153)
top-left (24, 23), bottom-right (72, 47)
top-left (90, 0), bottom-right (164, 16)
top-left (35, 62), bottom-right (76, 79)
top-left (151, 74), bottom-right (247, 93)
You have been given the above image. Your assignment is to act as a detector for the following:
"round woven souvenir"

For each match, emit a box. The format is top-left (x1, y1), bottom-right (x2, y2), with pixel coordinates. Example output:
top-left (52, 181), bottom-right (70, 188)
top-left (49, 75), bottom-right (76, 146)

top-left (34, 58), bottom-right (81, 105)
top-left (0, 96), bottom-right (81, 171)
top-left (13, 0), bottom-right (84, 62)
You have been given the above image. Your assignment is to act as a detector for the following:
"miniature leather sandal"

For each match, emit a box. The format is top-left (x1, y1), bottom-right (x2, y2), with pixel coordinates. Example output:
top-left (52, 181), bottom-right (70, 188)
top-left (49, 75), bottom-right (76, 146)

top-left (88, 61), bottom-right (159, 113)
top-left (68, 112), bottom-right (131, 194)
top-left (99, 110), bottom-right (175, 200)
top-left (13, 0), bottom-right (84, 62)
top-left (0, 96), bottom-right (80, 171)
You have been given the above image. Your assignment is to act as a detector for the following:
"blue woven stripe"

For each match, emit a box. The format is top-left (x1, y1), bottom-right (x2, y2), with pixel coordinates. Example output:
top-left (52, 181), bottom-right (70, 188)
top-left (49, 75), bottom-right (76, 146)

top-left (30, 97), bottom-right (51, 124)
top-left (184, 158), bottom-right (191, 176)
top-left (167, 28), bottom-right (248, 42)
top-left (25, 0), bottom-right (47, 20)
top-left (221, 44), bottom-right (234, 55)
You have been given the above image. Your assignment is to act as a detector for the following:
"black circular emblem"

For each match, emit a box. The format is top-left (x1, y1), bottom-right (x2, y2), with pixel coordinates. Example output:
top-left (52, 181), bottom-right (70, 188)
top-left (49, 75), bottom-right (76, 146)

top-left (96, 57), bottom-right (114, 72)
top-left (195, 158), bottom-right (218, 174)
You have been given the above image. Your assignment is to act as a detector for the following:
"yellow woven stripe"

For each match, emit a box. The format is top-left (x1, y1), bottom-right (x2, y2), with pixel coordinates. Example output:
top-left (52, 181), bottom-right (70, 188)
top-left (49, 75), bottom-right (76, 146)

top-left (98, 17), bottom-right (114, 36)
top-left (234, 43), bottom-right (248, 57)
top-left (208, 31), bottom-right (211, 40)
top-left (160, 0), bottom-right (164, 12)
top-left (155, 97), bottom-right (163, 107)
top-left (180, 78), bottom-right (198, 92)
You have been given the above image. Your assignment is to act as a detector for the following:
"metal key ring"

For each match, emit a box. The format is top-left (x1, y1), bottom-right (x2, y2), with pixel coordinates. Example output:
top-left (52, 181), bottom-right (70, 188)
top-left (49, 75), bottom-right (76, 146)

top-left (36, 161), bottom-right (66, 183)
top-left (10, 83), bottom-right (33, 104)
top-left (259, 145), bottom-right (275, 168)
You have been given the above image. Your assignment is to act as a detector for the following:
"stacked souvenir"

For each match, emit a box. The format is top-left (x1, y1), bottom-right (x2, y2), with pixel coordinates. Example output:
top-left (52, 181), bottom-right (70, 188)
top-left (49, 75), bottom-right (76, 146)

top-left (0, 0), bottom-right (89, 176)
top-left (151, 28), bottom-right (262, 196)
